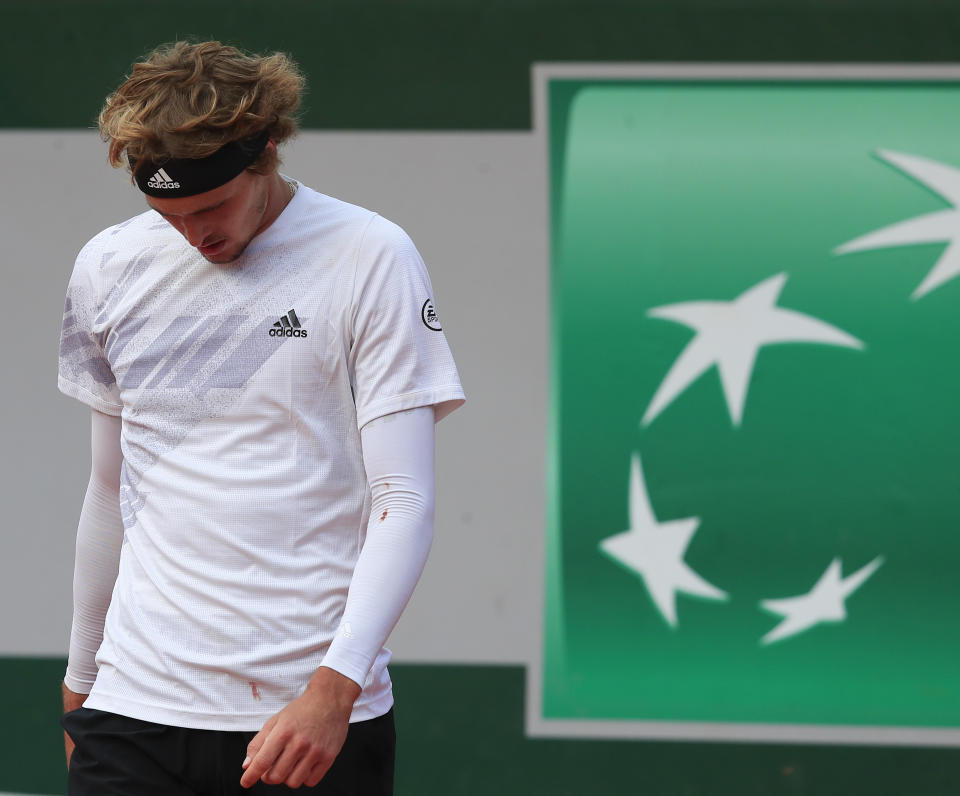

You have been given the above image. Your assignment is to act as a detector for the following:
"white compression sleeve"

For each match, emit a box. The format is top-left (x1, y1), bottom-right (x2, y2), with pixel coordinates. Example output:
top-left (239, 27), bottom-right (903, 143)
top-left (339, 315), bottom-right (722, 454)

top-left (64, 410), bottom-right (124, 694)
top-left (321, 405), bottom-right (436, 687)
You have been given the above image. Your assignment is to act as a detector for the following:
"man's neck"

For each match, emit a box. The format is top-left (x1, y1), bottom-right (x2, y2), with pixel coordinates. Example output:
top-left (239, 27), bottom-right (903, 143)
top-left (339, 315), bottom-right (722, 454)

top-left (254, 172), bottom-right (296, 238)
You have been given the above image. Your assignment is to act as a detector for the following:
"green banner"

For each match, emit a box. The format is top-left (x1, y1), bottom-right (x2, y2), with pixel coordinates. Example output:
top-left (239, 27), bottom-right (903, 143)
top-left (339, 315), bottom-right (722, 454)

top-left (545, 74), bottom-right (960, 736)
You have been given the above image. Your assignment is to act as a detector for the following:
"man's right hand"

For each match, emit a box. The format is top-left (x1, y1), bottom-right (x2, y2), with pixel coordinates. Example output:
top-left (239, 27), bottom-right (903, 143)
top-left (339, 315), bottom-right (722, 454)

top-left (62, 682), bottom-right (88, 768)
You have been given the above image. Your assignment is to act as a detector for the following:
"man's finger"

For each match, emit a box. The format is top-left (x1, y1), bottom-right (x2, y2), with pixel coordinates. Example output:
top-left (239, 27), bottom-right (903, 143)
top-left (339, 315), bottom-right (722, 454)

top-left (304, 759), bottom-right (331, 789)
top-left (244, 715), bottom-right (276, 766)
top-left (260, 740), bottom-right (309, 785)
top-left (284, 751), bottom-right (326, 789)
top-left (240, 729), bottom-right (286, 788)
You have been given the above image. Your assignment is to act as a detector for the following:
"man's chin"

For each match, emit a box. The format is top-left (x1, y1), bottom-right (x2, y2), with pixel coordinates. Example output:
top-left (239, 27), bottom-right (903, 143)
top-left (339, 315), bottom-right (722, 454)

top-left (202, 250), bottom-right (242, 264)
top-left (200, 237), bottom-right (255, 264)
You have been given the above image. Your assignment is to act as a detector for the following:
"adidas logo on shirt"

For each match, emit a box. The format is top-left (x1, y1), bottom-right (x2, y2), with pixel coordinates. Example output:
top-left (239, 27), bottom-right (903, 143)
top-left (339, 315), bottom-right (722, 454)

top-left (146, 168), bottom-right (181, 189)
top-left (270, 309), bottom-right (308, 338)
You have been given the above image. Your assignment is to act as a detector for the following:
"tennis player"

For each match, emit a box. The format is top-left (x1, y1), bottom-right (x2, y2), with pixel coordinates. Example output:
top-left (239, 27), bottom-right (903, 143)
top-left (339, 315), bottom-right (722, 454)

top-left (57, 40), bottom-right (464, 794)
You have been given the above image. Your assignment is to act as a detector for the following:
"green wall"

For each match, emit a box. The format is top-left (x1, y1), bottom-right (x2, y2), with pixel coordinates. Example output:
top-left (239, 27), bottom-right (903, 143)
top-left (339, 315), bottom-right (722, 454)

top-left (6, 658), bottom-right (959, 796)
top-left (3, 0), bottom-right (960, 130)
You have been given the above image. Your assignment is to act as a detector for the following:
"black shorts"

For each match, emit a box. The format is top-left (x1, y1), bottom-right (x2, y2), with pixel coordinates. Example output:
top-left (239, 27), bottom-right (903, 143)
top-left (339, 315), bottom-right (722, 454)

top-left (62, 706), bottom-right (395, 796)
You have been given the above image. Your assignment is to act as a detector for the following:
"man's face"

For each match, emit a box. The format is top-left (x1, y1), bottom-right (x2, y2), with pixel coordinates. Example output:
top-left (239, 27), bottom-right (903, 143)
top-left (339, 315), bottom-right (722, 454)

top-left (145, 169), bottom-right (272, 264)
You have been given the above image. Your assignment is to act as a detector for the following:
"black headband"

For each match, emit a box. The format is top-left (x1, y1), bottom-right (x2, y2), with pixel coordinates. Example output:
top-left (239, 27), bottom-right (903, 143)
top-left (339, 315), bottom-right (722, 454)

top-left (133, 129), bottom-right (271, 197)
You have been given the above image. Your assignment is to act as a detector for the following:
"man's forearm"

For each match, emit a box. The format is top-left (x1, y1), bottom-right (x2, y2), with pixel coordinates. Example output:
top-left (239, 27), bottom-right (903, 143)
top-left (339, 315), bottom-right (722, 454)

top-left (66, 410), bottom-right (124, 691)
top-left (66, 471), bottom-right (124, 689)
top-left (319, 406), bottom-right (436, 687)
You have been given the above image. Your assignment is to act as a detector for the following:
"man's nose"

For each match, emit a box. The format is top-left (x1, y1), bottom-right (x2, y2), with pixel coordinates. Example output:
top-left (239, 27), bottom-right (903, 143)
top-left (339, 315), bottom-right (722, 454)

top-left (180, 217), bottom-right (210, 247)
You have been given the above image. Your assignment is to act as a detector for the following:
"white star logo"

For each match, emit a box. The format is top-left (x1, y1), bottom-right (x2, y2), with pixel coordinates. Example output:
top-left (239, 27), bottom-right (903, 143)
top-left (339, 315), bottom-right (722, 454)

top-left (759, 556), bottom-right (883, 645)
top-left (642, 274), bottom-right (864, 427)
top-left (834, 150), bottom-right (960, 299)
top-left (599, 454), bottom-right (728, 627)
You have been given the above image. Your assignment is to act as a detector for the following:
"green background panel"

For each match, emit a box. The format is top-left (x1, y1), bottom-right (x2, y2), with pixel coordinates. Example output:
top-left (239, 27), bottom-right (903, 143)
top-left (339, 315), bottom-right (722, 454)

top-left (546, 80), bottom-right (960, 727)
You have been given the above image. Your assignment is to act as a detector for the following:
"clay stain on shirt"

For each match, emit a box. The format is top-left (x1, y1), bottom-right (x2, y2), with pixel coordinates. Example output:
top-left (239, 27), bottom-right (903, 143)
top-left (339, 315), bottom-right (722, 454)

top-left (380, 509), bottom-right (388, 521)
top-left (249, 681), bottom-right (262, 701)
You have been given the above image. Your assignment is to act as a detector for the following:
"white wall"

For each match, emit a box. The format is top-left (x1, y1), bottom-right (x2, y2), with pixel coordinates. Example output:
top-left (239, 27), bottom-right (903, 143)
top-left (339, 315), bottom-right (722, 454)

top-left (0, 130), bottom-right (547, 665)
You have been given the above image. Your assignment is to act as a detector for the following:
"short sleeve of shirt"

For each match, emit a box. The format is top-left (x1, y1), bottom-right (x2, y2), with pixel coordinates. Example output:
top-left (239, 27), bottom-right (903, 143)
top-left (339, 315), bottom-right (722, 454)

top-left (58, 237), bottom-right (123, 416)
top-left (349, 215), bottom-right (465, 429)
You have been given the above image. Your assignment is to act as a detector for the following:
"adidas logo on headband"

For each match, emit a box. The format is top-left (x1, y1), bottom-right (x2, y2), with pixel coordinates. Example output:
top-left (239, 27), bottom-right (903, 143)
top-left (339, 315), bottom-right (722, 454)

top-left (146, 168), bottom-right (181, 190)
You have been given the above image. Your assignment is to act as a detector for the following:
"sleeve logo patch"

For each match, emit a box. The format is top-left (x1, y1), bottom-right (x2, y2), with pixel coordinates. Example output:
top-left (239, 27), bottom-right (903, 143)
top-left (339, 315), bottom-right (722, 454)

top-left (421, 299), bottom-right (442, 331)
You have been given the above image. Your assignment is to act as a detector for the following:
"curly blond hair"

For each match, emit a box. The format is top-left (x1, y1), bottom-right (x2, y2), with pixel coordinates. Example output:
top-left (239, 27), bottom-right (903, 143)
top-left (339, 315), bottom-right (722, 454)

top-left (99, 40), bottom-right (304, 176)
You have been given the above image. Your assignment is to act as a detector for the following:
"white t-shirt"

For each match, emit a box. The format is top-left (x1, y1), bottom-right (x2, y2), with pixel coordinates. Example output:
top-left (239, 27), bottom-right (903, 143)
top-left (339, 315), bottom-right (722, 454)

top-left (57, 182), bottom-right (465, 730)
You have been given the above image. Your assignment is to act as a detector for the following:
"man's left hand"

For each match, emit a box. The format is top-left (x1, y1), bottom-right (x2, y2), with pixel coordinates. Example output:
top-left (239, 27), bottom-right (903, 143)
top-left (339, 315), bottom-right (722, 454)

top-left (240, 667), bottom-right (362, 789)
